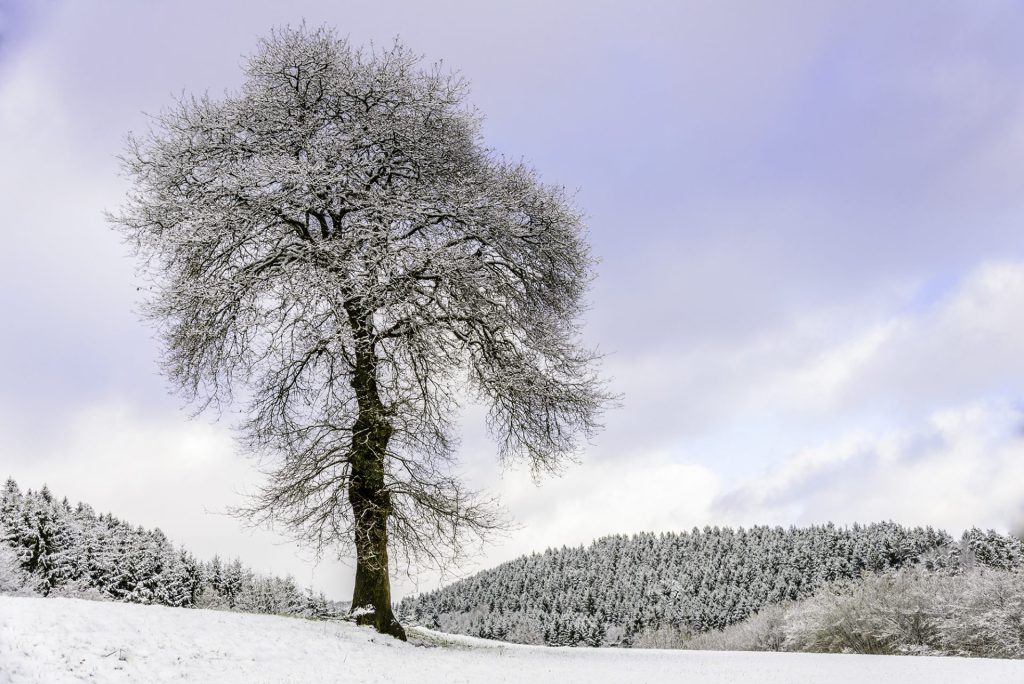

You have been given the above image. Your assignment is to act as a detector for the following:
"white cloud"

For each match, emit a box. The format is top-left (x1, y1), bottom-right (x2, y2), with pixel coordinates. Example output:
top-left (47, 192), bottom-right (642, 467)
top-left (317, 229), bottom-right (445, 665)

top-left (714, 401), bottom-right (1024, 535)
top-left (567, 260), bottom-right (1024, 546)
top-left (598, 260), bottom-right (1024, 466)
top-left (799, 261), bottom-right (1024, 416)
top-left (501, 452), bottom-right (719, 551)
top-left (785, 323), bottom-right (894, 413)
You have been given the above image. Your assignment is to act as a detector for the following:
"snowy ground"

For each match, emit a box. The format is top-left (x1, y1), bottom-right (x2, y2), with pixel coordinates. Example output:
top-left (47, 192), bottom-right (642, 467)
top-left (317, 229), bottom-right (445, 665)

top-left (1, 596), bottom-right (1022, 683)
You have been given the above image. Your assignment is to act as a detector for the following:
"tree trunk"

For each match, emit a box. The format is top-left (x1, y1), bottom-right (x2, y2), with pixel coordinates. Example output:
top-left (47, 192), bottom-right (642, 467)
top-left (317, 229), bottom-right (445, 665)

top-left (346, 303), bottom-right (406, 640)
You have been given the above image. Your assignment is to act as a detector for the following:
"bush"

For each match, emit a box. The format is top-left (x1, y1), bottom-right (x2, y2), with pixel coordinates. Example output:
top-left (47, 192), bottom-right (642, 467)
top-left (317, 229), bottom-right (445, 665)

top-left (783, 566), bottom-right (1024, 658)
top-left (679, 604), bottom-right (789, 652)
top-left (784, 569), bottom-right (941, 655)
top-left (936, 569), bottom-right (1024, 658)
top-left (631, 604), bottom-right (790, 651)
top-left (632, 625), bottom-right (691, 649)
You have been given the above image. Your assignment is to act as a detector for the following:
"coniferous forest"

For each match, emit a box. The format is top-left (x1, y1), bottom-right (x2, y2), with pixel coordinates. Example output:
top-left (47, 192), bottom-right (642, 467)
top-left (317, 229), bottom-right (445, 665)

top-left (399, 523), bottom-right (1024, 647)
top-left (0, 478), bottom-right (340, 619)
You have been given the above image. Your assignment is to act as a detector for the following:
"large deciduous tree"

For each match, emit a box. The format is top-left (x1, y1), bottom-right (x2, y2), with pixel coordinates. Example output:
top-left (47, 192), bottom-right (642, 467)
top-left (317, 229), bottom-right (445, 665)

top-left (113, 26), bottom-right (610, 639)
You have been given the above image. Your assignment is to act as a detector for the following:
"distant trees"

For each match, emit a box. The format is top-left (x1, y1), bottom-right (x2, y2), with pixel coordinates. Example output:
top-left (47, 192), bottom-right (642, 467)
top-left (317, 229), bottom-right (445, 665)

top-left (400, 523), bottom-right (1023, 647)
top-left (0, 478), bottom-right (335, 619)
top-left (112, 25), bottom-right (611, 639)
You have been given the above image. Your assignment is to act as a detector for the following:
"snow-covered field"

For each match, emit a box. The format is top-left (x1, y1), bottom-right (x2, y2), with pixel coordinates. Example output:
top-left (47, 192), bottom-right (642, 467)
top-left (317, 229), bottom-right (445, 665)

top-left (1, 596), bottom-right (1022, 683)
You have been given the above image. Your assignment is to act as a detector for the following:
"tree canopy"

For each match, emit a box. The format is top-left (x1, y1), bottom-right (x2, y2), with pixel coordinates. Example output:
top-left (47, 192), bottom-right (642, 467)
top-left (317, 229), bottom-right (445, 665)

top-left (113, 26), bottom-right (611, 637)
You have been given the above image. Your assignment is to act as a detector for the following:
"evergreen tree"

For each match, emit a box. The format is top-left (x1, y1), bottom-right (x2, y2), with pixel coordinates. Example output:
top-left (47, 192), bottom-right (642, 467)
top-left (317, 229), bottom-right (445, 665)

top-left (401, 522), bottom-right (1024, 647)
top-left (0, 479), bottom-right (343, 621)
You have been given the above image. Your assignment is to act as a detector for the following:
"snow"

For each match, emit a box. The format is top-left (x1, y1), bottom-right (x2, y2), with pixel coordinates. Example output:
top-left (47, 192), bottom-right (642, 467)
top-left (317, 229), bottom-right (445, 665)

top-left (1, 596), bottom-right (1022, 683)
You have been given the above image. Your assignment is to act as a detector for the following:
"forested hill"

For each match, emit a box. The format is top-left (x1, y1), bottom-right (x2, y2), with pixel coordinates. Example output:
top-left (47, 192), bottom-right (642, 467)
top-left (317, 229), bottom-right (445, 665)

top-left (0, 478), bottom-right (341, 618)
top-left (399, 523), bottom-right (1024, 647)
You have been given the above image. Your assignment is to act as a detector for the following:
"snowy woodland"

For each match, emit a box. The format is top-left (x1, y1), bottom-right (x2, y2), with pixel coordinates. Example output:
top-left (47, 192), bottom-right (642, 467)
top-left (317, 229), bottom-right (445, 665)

top-left (0, 479), bottom-right (339, 619)
top-left (4, 474), bottom-right (1023, 661)
top-left (400, 523), bottom-right (1024, 656)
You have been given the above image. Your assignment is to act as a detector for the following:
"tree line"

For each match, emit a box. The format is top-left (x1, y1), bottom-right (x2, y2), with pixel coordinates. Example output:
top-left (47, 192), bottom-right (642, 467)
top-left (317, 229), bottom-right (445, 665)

top-left (0, 478), bottom-right (340, 619)
top-left (399, 522), bottom-right (1024, 647)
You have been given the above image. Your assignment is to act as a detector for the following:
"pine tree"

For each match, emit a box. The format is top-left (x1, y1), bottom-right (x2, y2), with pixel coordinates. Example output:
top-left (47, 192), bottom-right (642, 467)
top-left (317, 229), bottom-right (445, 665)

top-left (0, 478), bottom-right (22, 533)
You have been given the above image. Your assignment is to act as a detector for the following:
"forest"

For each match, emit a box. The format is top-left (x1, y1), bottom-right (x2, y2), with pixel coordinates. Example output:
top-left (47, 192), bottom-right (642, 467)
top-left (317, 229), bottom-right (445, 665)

top-left (0, 479), bottom-right (339, 619)
top-left (4, 476), bottom-right (1023, 658)
top-left (399, 522), bottom-right (1024, 648)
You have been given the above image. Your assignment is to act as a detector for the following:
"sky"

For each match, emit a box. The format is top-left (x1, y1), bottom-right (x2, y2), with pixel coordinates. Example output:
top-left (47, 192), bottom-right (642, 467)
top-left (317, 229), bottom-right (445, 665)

top-left (3, 0), bottom-right (1024, 600)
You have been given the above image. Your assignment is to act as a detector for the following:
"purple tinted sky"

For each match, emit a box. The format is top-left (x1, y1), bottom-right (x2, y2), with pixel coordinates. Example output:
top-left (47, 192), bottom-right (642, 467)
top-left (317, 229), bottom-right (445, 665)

top-left (3, 0), bottom-right (1024, 598)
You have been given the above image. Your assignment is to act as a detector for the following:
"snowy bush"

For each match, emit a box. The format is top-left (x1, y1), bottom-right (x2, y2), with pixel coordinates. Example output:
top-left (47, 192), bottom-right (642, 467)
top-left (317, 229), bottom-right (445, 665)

top-left (194, 585), bottom-right (230, 610)
top-left (633, 567), bottom-right (1024, 659)
top-left (681, 603), bottom-right (790, 652)
top-left (632, 625), bottom-right (691, 649)
top-left (783, 566), bottom-right (1024, 658)
top-left (935, 569), bottom-right (1024, 658)
top-left (784, 569), bottom-right (944, 655)
top-left (632, 604), bottom-right (791, 652)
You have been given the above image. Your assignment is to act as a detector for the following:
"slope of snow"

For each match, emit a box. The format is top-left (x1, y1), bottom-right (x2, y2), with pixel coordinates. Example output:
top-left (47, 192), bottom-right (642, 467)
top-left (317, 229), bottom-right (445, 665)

top-left (1, 596), bottom-right (1022, 683)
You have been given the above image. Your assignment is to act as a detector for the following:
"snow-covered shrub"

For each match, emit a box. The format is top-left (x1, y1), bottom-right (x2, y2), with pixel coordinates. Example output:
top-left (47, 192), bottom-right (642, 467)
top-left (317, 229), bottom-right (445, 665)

top-left (751, 603), bottom-right (790, 651)
top-left (936, 569), bottom-right (1024, 658)
top-left (681, 603), bottom-right (790, 652)
top-left (783, 566), bottom-right (1024, 658)
top-left (632, 625), bottom-right (691, 649)
top-left (784, 568), bottom-right (945, 655)
top-left (192, 584), bottom-right (229, 610)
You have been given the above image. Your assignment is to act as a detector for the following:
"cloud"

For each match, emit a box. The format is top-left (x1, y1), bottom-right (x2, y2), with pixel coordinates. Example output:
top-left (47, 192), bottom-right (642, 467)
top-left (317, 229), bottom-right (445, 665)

top-left (786, 261), bottom-right (1024, 417)
top-left (522, 259), bottom-right (1024, 557)
top-left (502, 453), bottom-right (719, 551)
top-left (714, 401), bottom-right (1024, 535)
top-left (591, 260), bottom-right (1024, 471)
top-left (0, 35), bottom-right (168, 429)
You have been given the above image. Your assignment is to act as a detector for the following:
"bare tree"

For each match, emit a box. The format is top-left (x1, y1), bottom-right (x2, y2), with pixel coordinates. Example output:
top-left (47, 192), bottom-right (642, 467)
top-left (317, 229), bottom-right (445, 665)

top-left (113, 26), bottom-right (611, 639)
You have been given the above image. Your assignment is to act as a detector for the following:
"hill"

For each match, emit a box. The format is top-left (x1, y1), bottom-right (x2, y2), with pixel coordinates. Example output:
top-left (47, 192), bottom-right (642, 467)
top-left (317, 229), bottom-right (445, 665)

top-left (399, 523), bottom-right (1024, 646)
top-left (2, 595), bottom-right (1022, 683)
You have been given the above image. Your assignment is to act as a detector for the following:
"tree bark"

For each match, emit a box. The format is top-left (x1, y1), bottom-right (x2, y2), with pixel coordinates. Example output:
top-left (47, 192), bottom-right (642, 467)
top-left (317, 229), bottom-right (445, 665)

top-left (347, 302), bottom-right (406, 640)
